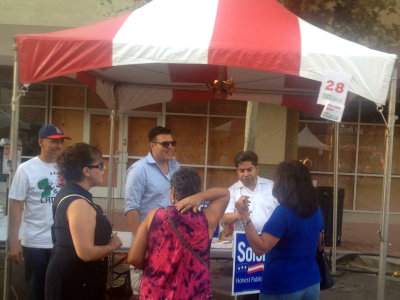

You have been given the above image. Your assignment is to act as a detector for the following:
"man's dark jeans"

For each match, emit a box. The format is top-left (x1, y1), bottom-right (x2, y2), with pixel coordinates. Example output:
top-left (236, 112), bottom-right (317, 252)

top-left (22, 247), bottom-right (52, 300)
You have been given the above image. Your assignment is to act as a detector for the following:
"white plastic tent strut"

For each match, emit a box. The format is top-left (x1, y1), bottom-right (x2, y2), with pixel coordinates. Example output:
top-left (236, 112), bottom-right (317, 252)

top-left (332, 122), bottom-right (339, 274)
top-left (297, 126), bottom-right (329, 150)
top-left (377, 64), bottom-right (397, 300)
top-left (3, 55), bottom-right (21, 300)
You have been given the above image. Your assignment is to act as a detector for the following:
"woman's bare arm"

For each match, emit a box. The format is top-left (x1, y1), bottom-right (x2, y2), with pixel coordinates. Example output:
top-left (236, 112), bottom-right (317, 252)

top-left (242, 219), bottom-right (279, 255)
top-left (175, 188), bottom-right (229, 238)
top-left (235, 196), bottom-right (279, 255)
top-left (67, 199), bottom-right (121, 262)
top-left (127, 209), bottom-right (157, 269)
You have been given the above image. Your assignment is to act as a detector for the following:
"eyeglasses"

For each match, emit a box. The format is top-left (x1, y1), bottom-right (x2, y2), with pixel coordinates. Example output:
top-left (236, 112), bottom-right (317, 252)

top-left (152, 140), bottom-right (177, 148)
top-left (87, 162), bottom-right (105, 171)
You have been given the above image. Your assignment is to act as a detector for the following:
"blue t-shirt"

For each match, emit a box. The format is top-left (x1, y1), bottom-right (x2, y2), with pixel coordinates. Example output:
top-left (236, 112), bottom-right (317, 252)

top-left (261, 205), bottom-right (324, 294)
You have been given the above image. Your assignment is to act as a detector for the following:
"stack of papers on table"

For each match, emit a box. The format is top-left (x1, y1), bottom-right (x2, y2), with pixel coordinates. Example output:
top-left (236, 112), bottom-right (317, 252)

top-left (211, 239), bottom-right (232, 249)
top-left (114, 231), bottom-right (132, 250)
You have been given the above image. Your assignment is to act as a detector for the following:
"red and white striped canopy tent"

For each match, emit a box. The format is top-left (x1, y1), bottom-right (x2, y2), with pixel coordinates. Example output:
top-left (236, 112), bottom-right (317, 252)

top-left (15, 0), bottom-right (397, 111)
top-left (9, 2), bottom-right (398, 299)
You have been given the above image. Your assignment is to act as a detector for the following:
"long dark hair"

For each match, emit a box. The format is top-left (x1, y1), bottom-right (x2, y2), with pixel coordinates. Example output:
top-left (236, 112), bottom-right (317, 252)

top-left (272, 160), bottom-right (318, 218)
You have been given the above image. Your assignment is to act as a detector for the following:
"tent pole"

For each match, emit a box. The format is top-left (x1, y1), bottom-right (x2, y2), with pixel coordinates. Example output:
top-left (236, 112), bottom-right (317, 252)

top-left (106, 109), bottom-right (116, 219)
top-left (332, 122), bottom-right (339, 274)
top-left (3, 50), bottom-right (21, 300)
top-left (8, 54), bottom-right (20, 191)
top-left (106, 107), bottom-right (116, 294)
top-left (377, 63), bottom-right (397, 300)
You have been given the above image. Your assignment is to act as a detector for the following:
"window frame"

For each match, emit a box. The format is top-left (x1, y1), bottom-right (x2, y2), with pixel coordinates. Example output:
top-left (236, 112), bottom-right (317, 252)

top-left (299, 100), bottom-right (400, 214)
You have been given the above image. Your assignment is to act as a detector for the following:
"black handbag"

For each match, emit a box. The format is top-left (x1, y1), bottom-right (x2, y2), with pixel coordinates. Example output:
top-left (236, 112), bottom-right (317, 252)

top-left (316, 249), bottom-right (334, 290)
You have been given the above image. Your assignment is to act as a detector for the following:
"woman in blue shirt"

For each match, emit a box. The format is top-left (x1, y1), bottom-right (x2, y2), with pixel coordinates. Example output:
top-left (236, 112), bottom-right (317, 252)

top-left (236, 160), bottom-right (323, 300)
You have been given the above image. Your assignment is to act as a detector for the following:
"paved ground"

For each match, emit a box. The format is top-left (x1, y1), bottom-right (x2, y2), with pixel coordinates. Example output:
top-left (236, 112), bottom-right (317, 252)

top-left (212, 264), bottom-right (400, 300)
top-left (320, 272), bottom-right (400, 300)
top-left (209, 246), bottom-right (400, 299)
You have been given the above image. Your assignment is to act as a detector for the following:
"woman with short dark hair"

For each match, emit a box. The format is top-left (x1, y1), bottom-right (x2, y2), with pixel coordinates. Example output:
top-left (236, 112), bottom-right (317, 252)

top-left (45, 143), bottom-right (122, 300)
top-left (236, 161), bottom-right (323, 300)
top-left (128, 167), bottom-right (229, 300)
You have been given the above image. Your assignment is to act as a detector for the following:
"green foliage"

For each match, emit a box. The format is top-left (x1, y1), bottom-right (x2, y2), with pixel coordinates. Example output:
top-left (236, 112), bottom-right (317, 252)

top-left (99, 0), bottom-right (400, 52)
top-left (281, 0), bottom-right (400, 53)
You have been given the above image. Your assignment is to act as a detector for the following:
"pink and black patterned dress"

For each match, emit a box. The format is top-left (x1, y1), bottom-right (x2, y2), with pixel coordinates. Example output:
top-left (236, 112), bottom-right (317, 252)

top-left (139, 206), bottom-right (212, 300)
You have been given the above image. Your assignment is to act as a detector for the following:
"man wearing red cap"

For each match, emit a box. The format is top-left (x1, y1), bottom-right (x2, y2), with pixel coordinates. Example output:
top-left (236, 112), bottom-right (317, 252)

top-left (8, 124), bottom-right (70, 300)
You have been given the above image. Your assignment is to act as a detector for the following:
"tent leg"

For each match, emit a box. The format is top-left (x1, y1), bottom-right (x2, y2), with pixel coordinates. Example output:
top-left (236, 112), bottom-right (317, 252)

top-left (377, 64), bottom-right (397, 300)
top-left (332, 122), bottom-right (339, 274)
top-left (3, 52), bottom-right (21, 300)
top-left (106, 108), bottom-right (116, 294)
top-left (106, 109), bottom-right (116, 220)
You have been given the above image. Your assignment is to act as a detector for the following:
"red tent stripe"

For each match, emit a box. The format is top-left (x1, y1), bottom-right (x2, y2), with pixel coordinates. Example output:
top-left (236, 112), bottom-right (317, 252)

top-left (76, 72), bottom-right (97, 93)
top-left (208, 0), bottom-right (301, 75)
top-left (282, 75), bottom-right (321, 114)
top-left (172, 90), bottom-right (214, 102)
top-left (16, 13), bottom-right (130, 83)
top-left (168, 64), bottom-right (223, 83)
top-left (14, 0), bottom-right (395, 105)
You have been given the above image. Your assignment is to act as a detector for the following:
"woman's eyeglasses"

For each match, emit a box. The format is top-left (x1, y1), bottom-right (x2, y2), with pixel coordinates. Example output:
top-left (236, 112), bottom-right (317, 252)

top-left (152, 141), bottom-right (177, 148)
top-left (87, 162), bottom-right (105, 171)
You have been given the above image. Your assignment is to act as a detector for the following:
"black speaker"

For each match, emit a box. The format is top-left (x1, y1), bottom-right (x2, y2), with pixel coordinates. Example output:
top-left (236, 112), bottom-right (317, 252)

top-left (316, 186), bottom-right (344, 247)
top-left (0, 146), bottom-right (8, 182)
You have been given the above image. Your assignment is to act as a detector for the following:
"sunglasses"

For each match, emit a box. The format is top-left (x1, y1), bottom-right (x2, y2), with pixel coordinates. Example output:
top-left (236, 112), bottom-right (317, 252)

top-left (87, 162), bottom-right (105, 171)
top-left (152, 140), bottom-right (177, 148)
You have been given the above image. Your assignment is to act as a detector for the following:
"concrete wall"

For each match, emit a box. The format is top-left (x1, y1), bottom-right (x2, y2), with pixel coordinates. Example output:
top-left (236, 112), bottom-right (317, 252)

top-left (285, 109), bottom-right (299, 161)
top-left (254, 106), bottom-right (298, 179)
top-left (243, 101), bottom-right (289, 181)
top-left (252, 106), bottom-right (299, 180)
top-left (254, 103), bottom-right (287, 165)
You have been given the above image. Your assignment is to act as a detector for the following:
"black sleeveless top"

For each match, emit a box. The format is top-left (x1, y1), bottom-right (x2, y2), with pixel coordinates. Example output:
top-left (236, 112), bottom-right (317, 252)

top-left (45, 182), bottom-right (112, 300)
top-left (52, 182), bottom-right (112, 249)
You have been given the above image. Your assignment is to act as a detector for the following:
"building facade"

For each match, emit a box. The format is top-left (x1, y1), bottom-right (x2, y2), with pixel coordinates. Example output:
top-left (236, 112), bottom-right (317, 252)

top-left (0, 0), bottom-right (399, 232)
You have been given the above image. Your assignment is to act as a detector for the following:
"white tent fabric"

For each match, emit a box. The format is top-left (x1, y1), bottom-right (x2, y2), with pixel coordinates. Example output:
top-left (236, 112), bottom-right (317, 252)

top-left (298, 126), bottom-right (329, 150)
top-left (9, 1), bottom-right (399, 299)
top-left (16, 0), bottom-right (397, 108)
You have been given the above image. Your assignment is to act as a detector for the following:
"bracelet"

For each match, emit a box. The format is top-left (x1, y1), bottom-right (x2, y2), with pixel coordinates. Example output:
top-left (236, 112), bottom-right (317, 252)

top-left (242, 219), bottom-right (252, 227)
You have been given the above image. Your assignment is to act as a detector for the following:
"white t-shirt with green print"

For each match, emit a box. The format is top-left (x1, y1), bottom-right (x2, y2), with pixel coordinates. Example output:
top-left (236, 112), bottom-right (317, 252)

top-left (9, 156), bottom-right (63, 248)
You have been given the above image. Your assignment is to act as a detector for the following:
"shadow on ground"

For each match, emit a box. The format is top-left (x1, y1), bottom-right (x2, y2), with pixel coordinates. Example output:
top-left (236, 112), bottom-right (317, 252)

top-left (211, 255), bottom-right (400, 300)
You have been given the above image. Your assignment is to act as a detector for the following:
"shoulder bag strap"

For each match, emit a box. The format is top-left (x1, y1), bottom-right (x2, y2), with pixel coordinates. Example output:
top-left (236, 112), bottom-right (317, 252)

top-left (54, 194), bottom-right (91, 215)
top-left (52, 193), bottom-right (91, 244)
top-left (167, 216), bottom-right (208, 267)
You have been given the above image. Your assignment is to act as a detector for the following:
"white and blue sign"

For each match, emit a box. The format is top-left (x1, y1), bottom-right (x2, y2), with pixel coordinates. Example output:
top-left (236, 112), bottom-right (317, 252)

top-left (232, 231), bottom-right (266, 295)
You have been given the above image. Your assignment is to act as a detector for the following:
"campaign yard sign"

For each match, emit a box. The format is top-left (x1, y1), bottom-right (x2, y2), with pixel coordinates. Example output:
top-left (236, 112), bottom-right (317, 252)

top-left (232, 231), bottom-right (266, 295)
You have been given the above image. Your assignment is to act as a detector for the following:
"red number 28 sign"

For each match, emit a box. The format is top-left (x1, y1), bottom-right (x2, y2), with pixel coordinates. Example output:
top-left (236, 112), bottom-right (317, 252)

top-left (325, 80), bottom-right (345, 94)
top-left (317, 73), bottom-right (350, 106)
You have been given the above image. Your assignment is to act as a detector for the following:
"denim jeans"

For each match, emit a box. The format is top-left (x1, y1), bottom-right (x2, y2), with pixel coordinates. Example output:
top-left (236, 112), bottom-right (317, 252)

top-left (259, 283), bottom-right (320, 300)
top-left (22, 247), bottom-right (52, 300)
